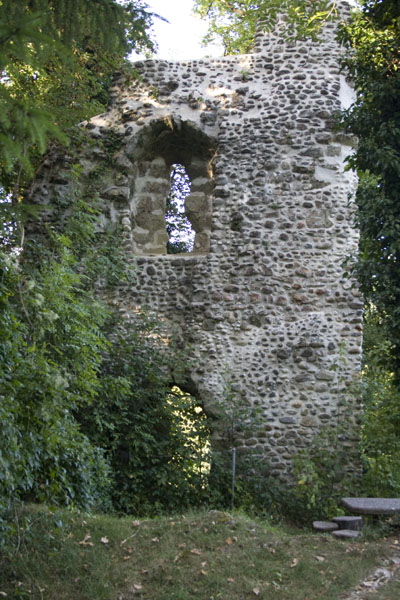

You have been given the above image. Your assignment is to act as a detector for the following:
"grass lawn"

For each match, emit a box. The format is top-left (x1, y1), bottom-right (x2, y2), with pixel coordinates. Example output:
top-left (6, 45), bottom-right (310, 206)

top-left (0, 505), bottom-right (398, 599)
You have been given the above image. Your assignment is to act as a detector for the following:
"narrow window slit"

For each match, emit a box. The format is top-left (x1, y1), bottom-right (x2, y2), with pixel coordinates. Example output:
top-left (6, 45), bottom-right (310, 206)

top-left (165, 164), bottom-right (195, 254)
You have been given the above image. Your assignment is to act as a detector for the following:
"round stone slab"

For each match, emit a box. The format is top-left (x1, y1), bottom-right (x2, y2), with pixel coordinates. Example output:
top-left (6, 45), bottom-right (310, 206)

top-left (341, 498), bottom-right (400, 515)
top-left (332, 529), bottom-right (360, 539)
top-left (332, 516), bottom-right (363, 530)
top-left (313, 521), bottom-right (339, 532)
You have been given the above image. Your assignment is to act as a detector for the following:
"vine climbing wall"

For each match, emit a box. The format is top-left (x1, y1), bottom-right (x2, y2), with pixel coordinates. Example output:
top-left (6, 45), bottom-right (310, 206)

top-left (29, 5), bottom-right (362, 479)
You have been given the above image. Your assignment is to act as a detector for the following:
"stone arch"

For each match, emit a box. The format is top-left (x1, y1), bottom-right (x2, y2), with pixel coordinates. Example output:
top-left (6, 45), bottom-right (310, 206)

top-left (130, 116), bottom-right (216, 255)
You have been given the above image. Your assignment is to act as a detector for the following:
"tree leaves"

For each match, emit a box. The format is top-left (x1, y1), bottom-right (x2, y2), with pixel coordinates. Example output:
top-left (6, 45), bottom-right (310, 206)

top-left (193, 0), bottom-right (340, 54)
top-left (0, 0), bottom-right (155, 193)
top-left (340, 1), bottom-right (400, 381)
top-left (165, 164), bottom-right (195, 254)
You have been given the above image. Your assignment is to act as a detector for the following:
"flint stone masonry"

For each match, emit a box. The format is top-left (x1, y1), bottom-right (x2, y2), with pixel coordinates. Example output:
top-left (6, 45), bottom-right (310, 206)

top-left (29, 4), bottom-right (362, 479)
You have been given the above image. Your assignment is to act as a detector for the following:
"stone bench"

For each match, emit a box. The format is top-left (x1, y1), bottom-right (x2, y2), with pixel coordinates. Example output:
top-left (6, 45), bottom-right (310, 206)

top-left (313, 516), bottom-right (363, 539)
top-left (341, 498), bottom-right (400, 515)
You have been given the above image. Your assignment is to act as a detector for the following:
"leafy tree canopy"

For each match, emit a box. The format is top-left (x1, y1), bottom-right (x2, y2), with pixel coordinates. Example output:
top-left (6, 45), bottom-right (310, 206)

top-left (339, 0), bottom-right (400, 377)
top-left (336, 0), bottom-right (400, 496)
top-left (0, 0), bottom-right (155, 195)
top-left (193, 0), bottom-right (341, 54)
top-left (0, 0), bottom-right (161, 532)
top-left (166, 164), bottom-right (195, 254)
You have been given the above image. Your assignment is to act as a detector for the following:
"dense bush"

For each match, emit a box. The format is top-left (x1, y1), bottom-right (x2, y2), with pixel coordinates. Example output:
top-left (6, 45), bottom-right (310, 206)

top-left (359, 310), bottom-right (400, 497)
top-left (0, 245), bottom-right (111, 535)
top-left (78, 317), bottom-right (212, 516)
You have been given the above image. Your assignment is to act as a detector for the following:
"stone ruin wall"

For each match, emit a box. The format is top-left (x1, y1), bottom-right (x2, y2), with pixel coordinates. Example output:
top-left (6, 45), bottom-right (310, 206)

top-left (29, 8), bottom-right (362, 479)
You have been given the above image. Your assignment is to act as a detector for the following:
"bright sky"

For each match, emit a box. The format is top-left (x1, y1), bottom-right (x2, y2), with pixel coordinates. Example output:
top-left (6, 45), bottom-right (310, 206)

top-left (139, 0), bottom-right (223, 60)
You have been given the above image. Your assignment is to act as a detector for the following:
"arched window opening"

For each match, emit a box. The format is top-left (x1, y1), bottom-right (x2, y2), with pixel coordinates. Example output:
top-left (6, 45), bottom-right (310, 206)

top-left (165, 164), bottom-right (195, 254)
top-left (131, 117), bottom-right (216, 256)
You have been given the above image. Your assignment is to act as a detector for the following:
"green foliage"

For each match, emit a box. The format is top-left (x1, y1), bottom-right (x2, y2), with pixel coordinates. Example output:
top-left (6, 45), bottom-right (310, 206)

top-left (0, 245), bottom-right (111, 536)
top-left (165, 164), bottom-right (195, 254)
top-left (206, 450), bottom-right (275, 516)
top-left (0, 178), bottom-right (210, 532)
top-left (193, 0), bottom-right (340, 54)
top-left (0, 128), bottom-right (212, 523)
top-left (0, 0), bottom-right (155, 191)
top-left (202, 379), bottom-right (275, 515)
top-left (211, 379), bottom-right (262, 448)
top-left (288, 350), bottom-right (362, 522)
top-left (359, 307), bottom-right (400, 497)
top-left (340, 1), bottom-right (400, 379)
top-left (338, 1), bottom-right (400, 498)
top-left (78, 324), bottom-right (212, 515)
top-left (292, 427), bottom-right (355, 521)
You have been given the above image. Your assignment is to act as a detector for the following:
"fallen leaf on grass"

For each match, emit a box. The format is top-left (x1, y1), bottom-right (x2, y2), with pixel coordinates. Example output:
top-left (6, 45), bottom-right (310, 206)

top-left (191, 548), bottom-right (202, 555)
top-left (120, 531), bottom-right (139, 545)
top-left (132, 520), bottom-right (140, 527)
top-left (227, 578), bottom-right (235, 583)
top-left (79, 533), bottom-right (94, 546)
top-left (100, 536), bottom-right (109, 544)
top-left (133, 584), bottom-right (142, 591)
top-left (290, 558), bottom-right (299, 568)
top-left (79, 533), bottom-right (94, 547)
top-left (200, 569), bottom-right (208, 576)
top-left (253, 587), bottom-right (260, 596)
top-left (225, 536), bottom-right (238, 545)
top-left (315, 556), bottom-right (326, 562)
top-left (151, 537), bottom-right (159, 543)
top-left (0, 592), bottom-right (7, 597)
